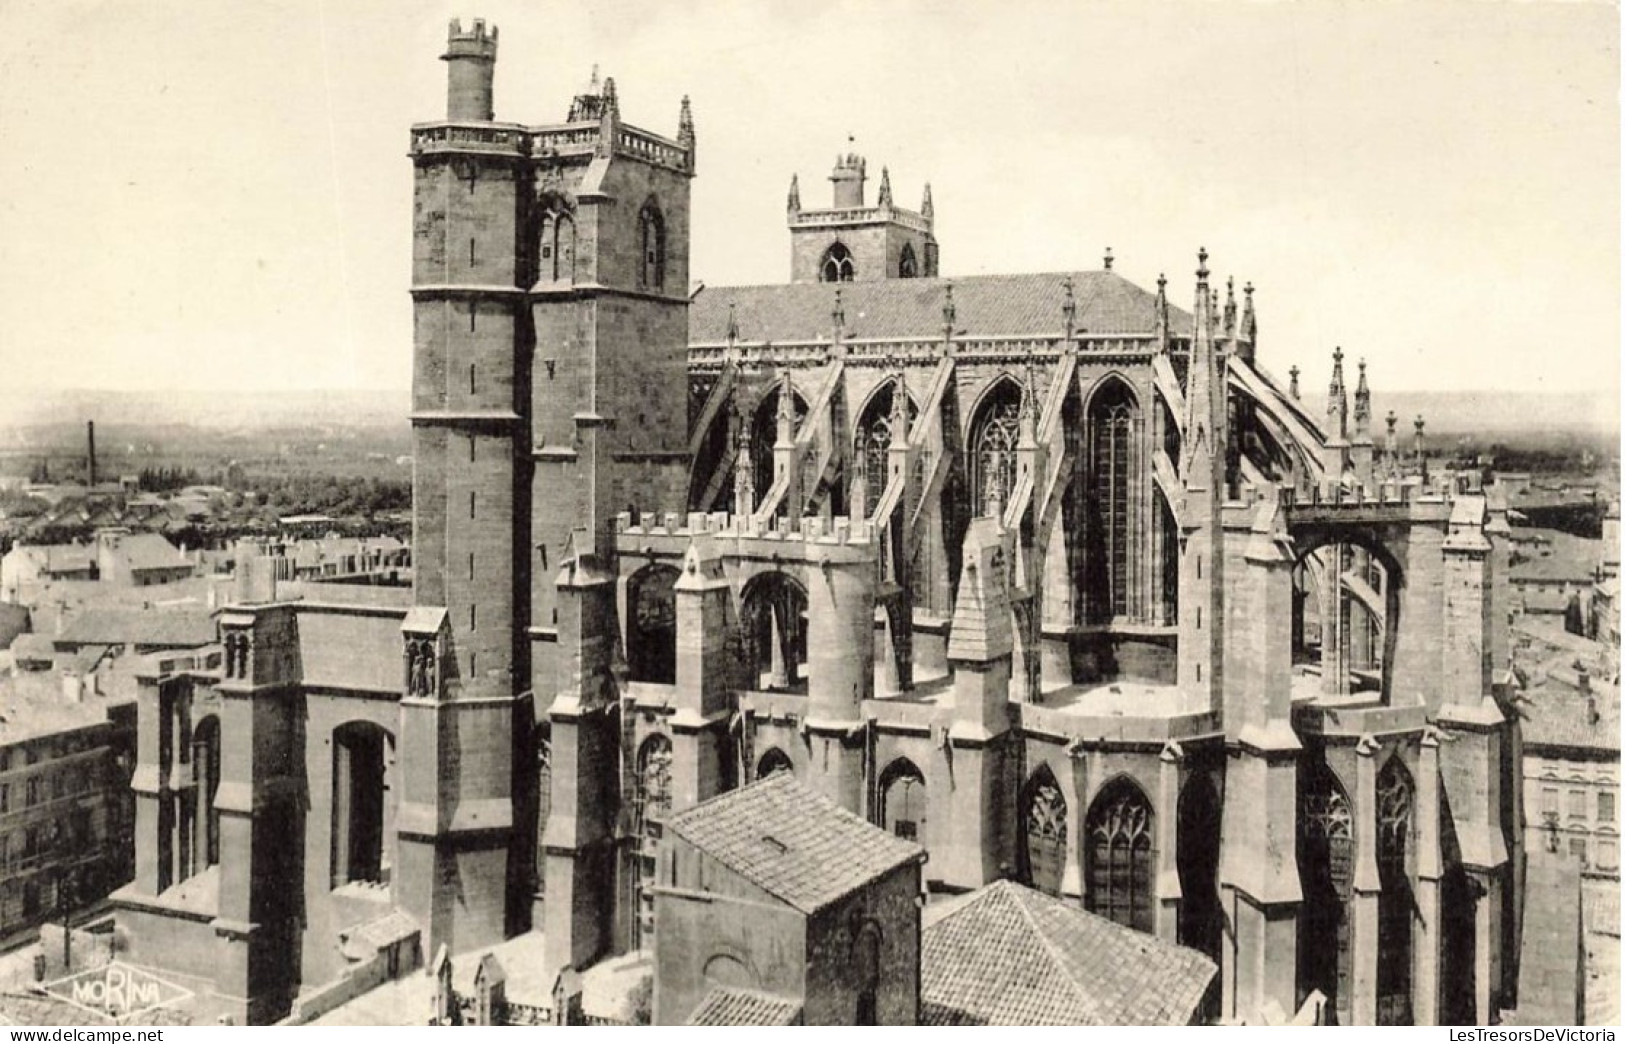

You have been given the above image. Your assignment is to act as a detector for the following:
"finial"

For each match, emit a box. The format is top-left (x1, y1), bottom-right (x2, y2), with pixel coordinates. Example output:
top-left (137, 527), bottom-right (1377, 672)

top-left (1288, 365), bottom-right (1300, 399)
top-left (1020, 360), bottom-right (1040, 422)
top-left (590, 64), bottom-right (600, 90)
top-left (921, 182), bottom-right (934, 220)
top-left (832, 286), bottom-right (845, 331)
top-left (778, 372), bottom-right (796, 421)
top-left (877, 166), bottom-right (893, 207)
top-left (890, 370), bottom-right (909, 428)
top-left (1157, 272), bottom-right (1167, 293)
top-left (1196, 247), bottom-right (1209, 282)
top-left (601, 76), bottom-right (618, 116)
top-left (1386, 409), bottom-right (1398, 434)
top-left (678, 95), bottom-right (694, 139)
top-left (1223, 277), bottom-right (1237, 335)
top-left (1061, 277), bottom-right (1077, 335)
top-left (787, 173), bottom-right (801, 213)
top-left (1103, 247), bottom-right (1114, 271)
top-left (942, 283), bottom-right (956, 332)
top-left (1414, 414), bottom-right (1425, 435)
top-left (725, 303), bottom-right (739, 343)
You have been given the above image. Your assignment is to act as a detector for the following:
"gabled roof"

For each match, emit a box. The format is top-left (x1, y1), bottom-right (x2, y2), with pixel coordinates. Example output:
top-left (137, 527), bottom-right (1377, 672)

top-left (113, 532), bottom-right (189, 572)
top-left (690, 271), bottom-right (1192, 345)
top-left (921, 880), bottom-right (1216, 1026)
top-left (666, 772), bottom-right (924, 915)
top-left (685, 986), bottom-right (801, 1026)
top-left (56, 608), bottom-right (216, 649)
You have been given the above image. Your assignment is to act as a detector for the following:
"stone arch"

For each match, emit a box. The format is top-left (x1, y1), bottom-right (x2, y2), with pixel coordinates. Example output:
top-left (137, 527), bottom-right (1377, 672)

top-left (820, 241), bottom-right (855, 282)
top-left (756, 747), bottom-right (793, 780)
top-left (965, 375), bottom-right (1025, 520)
top-left (1019, 762), bottom-right (1068, 897)
top-left (878, 757), bottom-right (927, 842)
top-left (1085, 774), bottom-right (1155, 932)
top-left (1292, 529), bottom-right (1404, 702)
top-left (627, 563), bottom-right (680, 684)
top-left (1082, 374), bottom-right (1141, 623)
top-left (331, 720), bottom-right (395, 889)
top-left (1298, 758), bottom-right (1356, 1023)
top-left (740, 571), bottom-right (809, 692)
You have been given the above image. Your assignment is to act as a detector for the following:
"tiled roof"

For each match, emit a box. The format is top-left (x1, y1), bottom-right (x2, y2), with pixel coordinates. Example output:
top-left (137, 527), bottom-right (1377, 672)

top-left (114, 532), bottom-right (189, 572)
top-left (1520, 685), bottom-right (1619, 755)
top-left (56, 608), bottom-right (216, 649)
top-left (690, 271), bottom-right (1192, 344)
top-left (685, 986), bottom-right (802, 1026)
top-left (920, 880), bottom-right (1216, 1026)
top-left (666, 772), bottom-right (924, 914)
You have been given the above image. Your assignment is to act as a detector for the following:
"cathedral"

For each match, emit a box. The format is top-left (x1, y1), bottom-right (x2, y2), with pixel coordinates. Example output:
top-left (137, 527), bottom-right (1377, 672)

top-left (113, 19), bottom-right (1524, 1026)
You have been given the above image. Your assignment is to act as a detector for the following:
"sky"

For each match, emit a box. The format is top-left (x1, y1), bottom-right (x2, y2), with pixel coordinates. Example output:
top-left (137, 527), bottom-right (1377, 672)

top-left (0, 0), bottom-right (1617, 406)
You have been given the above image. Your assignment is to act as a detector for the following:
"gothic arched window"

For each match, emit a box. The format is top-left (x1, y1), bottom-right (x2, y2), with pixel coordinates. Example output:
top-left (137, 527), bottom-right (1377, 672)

top-left (1377, 758), bottom-right (1415, 1025)
top-left (879, 759), bottom-right (926, 842)
top-left (1298, 763), bottom-right (1355, 1024)
top-left (757, 747), bottom-right (793, 780)
top-left (853, 379), bottom-right (916, 512)
top-left (1086, 778), bottom-right (1155, 932)
top-left (1020, 766), bottom-right (1068, 897)
top-left (898, 243), bottom-right (918, 279)
top-left (639, 201), bottom-right (665, 290)
top-left (820, 242), bottom-right (855, 283)
top-left (969, 380), bottom-right (1022, 519)
top-left (740, 572), bottom-right (808, 692)
top-left (1087, 379), bottom-right (1139, 622)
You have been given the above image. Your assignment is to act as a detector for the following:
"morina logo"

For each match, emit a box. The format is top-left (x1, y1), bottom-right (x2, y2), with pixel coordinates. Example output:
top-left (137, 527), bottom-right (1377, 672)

top-left (43, 962), bottom-right (191, 1019)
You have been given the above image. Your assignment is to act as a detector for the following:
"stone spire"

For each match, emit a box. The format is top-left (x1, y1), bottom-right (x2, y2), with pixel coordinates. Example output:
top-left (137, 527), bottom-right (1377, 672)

top-left (776, 372), bottom-right (797, 446)
top-left (677, 95), bottom-right (695, 170)
top-left (1178, 246), bottom-right (1226, 711)
top-left (921, 182), bottom-right (934, 221)
top-left (1019, 360), bottom-right (1040, 447)
top-left (1353, 359), bottom-right (1372, 439)
top-left (889, 372), bottom-right (910, 448)
top-left (1385, 409), bottom-right (1400, 476)
top-left (732, 402), bottom-right (754, 515)
top-left (1154, 273), bottom-right (1169, 351)
top-left (725, 303), bottom-right (739, 344)
top-left (1103, 246), bottom-right (1114, 271)
top-left (941, 282), bottom-right (956, 336)
top-left (787, 173), bottom-right (801, 215)
top-left (1062, 276), bottom-right (1078, 341)
top-left (1240, 282), bottom-right (1257, 343)
top-left (1289, 365), bottom-right (1300, 400)
top-left (1223, 277), bottom-right (1237, 339)
top-left (877, 166), bottom-right (893, 207)
top-left (1327, 347), bottom-right (1349, 442)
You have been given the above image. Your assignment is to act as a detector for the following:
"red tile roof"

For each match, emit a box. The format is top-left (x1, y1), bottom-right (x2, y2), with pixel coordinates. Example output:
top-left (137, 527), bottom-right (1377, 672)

top-left (921, 880), bottom-right (1216, 1026)
top-left (666, 772), bottom-right (924, 915)
top-left (690, 271), bottom-right (1192, 345)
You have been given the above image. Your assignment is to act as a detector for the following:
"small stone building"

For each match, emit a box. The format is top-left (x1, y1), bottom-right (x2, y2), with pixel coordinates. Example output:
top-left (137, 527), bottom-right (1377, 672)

top-left (652, 773), bottom-right (925, 1026)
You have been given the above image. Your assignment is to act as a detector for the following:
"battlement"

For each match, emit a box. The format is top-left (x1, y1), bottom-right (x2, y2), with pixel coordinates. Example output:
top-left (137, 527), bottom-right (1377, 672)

top-left (834, 152), bottom-right (866, 175)
top-left (613, 509), bottom-right (875, 547)
top-left (445, 18), bottom-right (498, 56)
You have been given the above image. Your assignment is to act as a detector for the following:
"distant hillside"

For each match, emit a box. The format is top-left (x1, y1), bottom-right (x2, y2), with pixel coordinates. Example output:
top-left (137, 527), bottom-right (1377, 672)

top-left (0, 386), bottom-right (1614, 440)
top-left (1303, 390), bottom-right (1618, 439)
top-left (0, 388), bottom-right (410, 432)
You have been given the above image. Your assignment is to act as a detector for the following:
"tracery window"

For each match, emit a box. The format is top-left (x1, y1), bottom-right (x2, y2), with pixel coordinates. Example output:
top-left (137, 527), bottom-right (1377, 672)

top-left (1086, 780), bottom-right (1155, 932)
top-left (898, 243), bottom-right (918, 279)
top-left (1021, 768), bottom-right (1068, 897)
top-left (1087, 381), bottom-right (1138, 621)
top-left (820, 242), bottom-right (855, 283)
top-left (639, 201), bottom-right (665, 290)
top-left (853, 380), bottom-right (915, 510)
top-left (970, 383), bottom-right (1022, 519)
top-left (1377, 758), bottom-right (1415, 1025)
top-left (1299, 765), bottom-right (1355, 1024)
